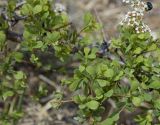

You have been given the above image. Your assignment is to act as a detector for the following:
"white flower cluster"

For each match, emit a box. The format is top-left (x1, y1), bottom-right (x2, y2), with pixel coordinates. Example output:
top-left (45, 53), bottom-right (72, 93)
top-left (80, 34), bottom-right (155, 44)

top-left (120, 0), bottom-right (151, 33)
top-left (122, 0), bottom-right (131, 4)
top-left (54, 3), bottom-right (66, 13)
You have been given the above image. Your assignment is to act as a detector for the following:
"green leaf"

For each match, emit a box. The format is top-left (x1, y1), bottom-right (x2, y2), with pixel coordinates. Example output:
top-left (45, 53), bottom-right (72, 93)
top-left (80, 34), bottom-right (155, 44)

top-left (21, 4), bottom-right (32, 15)
top-left (14, 71), bottom-right (24, 80)
top-left (8, 1), bottom-right (16, 11)
top-left (114, 71), bottom-right (124, 81)
top-left (33, 5), bottom-right (42, 14)
top-left (132, 97), bottom-right (142, 107)
top-left (23, 30), bottom-right (31, 40)
top-left (79, 36), bottom-right (92, 46)
top-left (84, 47), bottom-right (90, 56)
top-left (47, 32), bottom-right (60, 43)
top-left (40, 0), bottom-right (48, 4)
top-left (148, 80), bottom-right (160, 89)
top-left (13, 52), bottom-right (23, 62)
top-left (43, 5), bottom-right (49, 11)
top-left (95, 89), bottom-right (103, 97)
top-left (154, 99), bottom-right (160, 110)
top-left (138, 34), bottom-right (145, 39)
top-left (104, 68), bottom-right (114, 78)
top-left (97, 79), bottom-right (110, 87)
top-left (86, 65), bottom-right (95, 75)
top-left (147, 44), bottom-right (157, 51)
top-left (82, 12), bottom-right (98, 32)
top-left (69, 79), bottom-right (80, 91)
top-left (84, 12), bottom-right (92, 26)
top-left (101, 113), bottom-right (119, 125)
top-left (61, 13), bottom-right (69, 23)
top-left (130, 79), bottom-right (139, 91)
top-left (96, 63), bottom-right (108, 75)
top-left (73, 95), bottom-right (81, 103)
top-left (34, 41), bottom-right (43, 49)
top-left (136, 55), bottom-right (144, 63)
top-left (79, 104), bottom-right (86, 109)
top-left (79, 65), bottom-right (85, 72)
top-left (125, 44), bottom-right (132, 53)
top-left (86, 100), bottom-right (99, 110)
top-left (133, 47), bottom-right (142, 54)
top-left (0, 31), bottom-right (6, 42)
top-left (88, 53), bottom-right (96, 59)
top-left (143, 93), bottom-right (152, 102)
top-left (30, 54), bottom-right (39, 63)
top-left (138, 32), bottom-right (150, 40)
top-left (0, 31), bottom-right (6, 49)
top-left (104, 89), bottom-right (113, 99)
top-left (111, 38), bottom-right (122, 48)
top-left (3, 91), bottom-right (14, 100)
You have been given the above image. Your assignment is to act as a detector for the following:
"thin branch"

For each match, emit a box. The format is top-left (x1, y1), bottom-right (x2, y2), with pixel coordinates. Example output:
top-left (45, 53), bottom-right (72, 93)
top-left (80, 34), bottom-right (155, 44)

top-left (4, 22), bottom-right (72, 43)
top-left (61, 99), bottom-right (74, 103)
top-left (39, 74), bottom-right (57, 89)
top-left (11, 13), bottom-right (27, 26)
top-left (15, 1), bottom-right (26, 10)
top-left (49, 22), bottom-right (72, 31)
top-left (137, 49), bottom-right (157, 56)
top-left (93, 8), bottom-right (108, 42)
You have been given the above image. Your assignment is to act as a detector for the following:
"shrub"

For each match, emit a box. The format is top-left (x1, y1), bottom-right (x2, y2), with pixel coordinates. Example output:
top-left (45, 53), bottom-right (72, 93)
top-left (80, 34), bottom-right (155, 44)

top-left (0, 0), bottom-right (159, 125)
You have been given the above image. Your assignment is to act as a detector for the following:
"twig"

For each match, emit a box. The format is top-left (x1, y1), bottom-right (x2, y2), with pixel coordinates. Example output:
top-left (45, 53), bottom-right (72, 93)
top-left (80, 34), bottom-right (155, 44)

top-left (93, 8), bottom-right (108, 42)
top-left (11, 13), bottom-right (27, 26)
top-left (15, 1), bottom-right (26, 10)
top-left (17, 89), bottom-right (25, 111)
top-left (78, 25), bottom-right (90, 35)
top-left (115, 48), bottom-right (126, 64)
top-left (42, 99), bottom-right (74, 111)
top-left (49, 22), bottom-right (72, 31)
top-left (137, 49), bottom-right (157, 56)
top-left (9, 96), bottom-right (17, 114)
top-left (60, 99), bottom-right (74, 103)
top-left (4, 22), bottom-right (72, 43)
top-left (39, 74), bottom-right (57, 89)
top-left (93, 8), bottom-right (112, 59)
top-left (40, 94), bottom-right (55, 103)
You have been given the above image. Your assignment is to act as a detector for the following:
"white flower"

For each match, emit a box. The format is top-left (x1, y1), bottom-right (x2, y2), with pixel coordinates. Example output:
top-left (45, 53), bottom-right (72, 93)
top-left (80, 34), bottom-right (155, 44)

top-left (54, 3), bottom-right (66, 13)
top-left (123, 0), bottom-right (130, 3)
top-left (131, 1), bottom-right (146, 12)
top-left (135, 27), bottom-right (141, 33)
top-left (120, 0), bottom-right (151, 34)
top-left (119, 21), bottom-right (124, 25)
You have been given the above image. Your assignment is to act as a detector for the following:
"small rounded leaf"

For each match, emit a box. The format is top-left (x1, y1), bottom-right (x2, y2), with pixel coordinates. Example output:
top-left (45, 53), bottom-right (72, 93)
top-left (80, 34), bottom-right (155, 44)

top-left (33, 5), bottom-right (42, 14)
top-left (86, 100), bottom-right (99, 110)
top-left (132, 97), bottom-right (142, 107)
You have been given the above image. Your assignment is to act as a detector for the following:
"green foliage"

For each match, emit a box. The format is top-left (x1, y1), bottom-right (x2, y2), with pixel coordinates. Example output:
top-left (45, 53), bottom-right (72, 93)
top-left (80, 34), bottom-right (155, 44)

top-left (101, 113), bottom-right (119, 125)
top-left (0, 0), bottom-right (160, 125)
top-left (63, 25), bottom-right (160, 124)
top-left (0, 31), bottom-right (6, 50)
